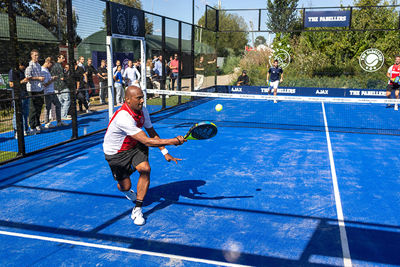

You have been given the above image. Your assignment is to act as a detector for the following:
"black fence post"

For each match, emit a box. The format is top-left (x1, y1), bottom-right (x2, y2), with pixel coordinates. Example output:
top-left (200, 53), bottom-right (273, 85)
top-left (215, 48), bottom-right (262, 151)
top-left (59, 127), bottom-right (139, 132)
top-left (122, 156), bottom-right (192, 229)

top-left (8, 0), bottom-right (25, 156)
top-left (214, 9), bottom-right (219, 87)
top-left (66, 0), bottom-right (78, 139)
top-left (161, 17), bottom-right (166, 109)
top-left (191, 25), bottom-right (195, 96)
top-left (398, 10), bottom-right (400, 30)
top-left (349, 7), bottom-right (353, 30)
top-left (178, 21), bottom-right (182, 104)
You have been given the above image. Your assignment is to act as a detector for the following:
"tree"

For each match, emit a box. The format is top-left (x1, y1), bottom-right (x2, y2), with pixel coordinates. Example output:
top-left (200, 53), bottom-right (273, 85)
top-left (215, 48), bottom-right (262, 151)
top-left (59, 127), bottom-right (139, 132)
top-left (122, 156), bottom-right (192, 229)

top-left (0, 0), bottom-right (79, 43)
top-left (254, 36), bottom-right (266, 47)
top-left (197, 8), bottom-right (248, 56)
top-left (102, 0), bottom-right (153, 34)
top-left (266, 0), bottom-right (299, 32)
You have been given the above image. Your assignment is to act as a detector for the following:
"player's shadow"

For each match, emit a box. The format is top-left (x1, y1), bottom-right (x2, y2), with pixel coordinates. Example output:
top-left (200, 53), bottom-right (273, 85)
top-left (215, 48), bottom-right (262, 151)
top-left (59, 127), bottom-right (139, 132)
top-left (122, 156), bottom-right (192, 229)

top-left (143, 180), bottom-right (253, 218)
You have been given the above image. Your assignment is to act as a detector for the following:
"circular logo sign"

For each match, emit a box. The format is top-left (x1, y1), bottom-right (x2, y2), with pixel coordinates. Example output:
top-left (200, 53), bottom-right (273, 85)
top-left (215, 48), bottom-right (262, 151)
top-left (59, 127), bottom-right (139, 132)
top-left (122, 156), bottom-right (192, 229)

top-left (116, 9), bottom-right (127, 34)
top-left (131, 16), bottom-right (140, 35)
top-left (359, 48), bottom-right (384, 72)
top-left (269, 44), bottom-right (291, 69)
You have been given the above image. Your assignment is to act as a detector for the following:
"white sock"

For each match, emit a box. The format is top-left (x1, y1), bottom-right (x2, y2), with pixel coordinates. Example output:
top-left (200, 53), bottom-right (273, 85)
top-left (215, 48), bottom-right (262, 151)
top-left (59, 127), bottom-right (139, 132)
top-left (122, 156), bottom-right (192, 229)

top-left (123, 190), bottom-right (137, 202)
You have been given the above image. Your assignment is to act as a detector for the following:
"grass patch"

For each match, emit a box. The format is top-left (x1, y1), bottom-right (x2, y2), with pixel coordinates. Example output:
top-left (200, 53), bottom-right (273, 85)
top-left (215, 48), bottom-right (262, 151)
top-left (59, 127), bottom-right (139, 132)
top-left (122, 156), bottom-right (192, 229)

top-left (147, 95), bottom-right (192, 106)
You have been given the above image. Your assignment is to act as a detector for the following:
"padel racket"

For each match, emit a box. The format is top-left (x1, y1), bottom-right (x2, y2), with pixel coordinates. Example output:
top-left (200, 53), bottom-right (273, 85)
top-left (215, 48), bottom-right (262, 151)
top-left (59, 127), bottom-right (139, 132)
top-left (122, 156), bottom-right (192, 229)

top-left (184, 121), bottom-right (218, 140)
top-left (394, 76), bottom-right (400, 84)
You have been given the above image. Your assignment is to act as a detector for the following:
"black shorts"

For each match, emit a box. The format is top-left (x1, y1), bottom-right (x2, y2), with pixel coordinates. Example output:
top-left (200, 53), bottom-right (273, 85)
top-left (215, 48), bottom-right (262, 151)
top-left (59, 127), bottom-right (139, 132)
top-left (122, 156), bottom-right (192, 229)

top-left (386, 83), bottom-right (400, 91)
top-left (105, 143), bottom-right (149, 181)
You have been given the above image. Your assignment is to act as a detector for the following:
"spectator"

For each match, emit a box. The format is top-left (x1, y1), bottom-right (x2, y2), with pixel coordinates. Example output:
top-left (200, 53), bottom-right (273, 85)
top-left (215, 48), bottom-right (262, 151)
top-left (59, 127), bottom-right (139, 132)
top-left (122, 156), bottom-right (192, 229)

top-left (25, 49), bottom-right (45, 134)
top-left (123, 60), bottom-right (140, 87)
top-left (146, 59), bottom-right (153, 89)
top-left (135, 59), bottom-right (141, 75)
top-left (112, 60), bottom-right (124, 76)
top-left (97, 59), bottom-right (108, 104)
top-left (113, 65), bottom-right (124, 105)
top-left (42, 57), bottom-right (65, 128)
top-left (51, 54), bottom-right (71, 120)
top-left (166, 55), bottom-right (173, 90)
top-left (195, 56), bottom-right (216, 90)
top-left (169, 54), bottom-right (180, 90)
top-left (9, 61), bottom-right (29, 137)
top-left (74, 60), bottom-right (91, 113)
top-left (78, 56), bottom-right (89, 101)
top-left (236, 70), bottom-right (250, 86)
top-left (153, 55), bottom-right (162, 78)
top-left (85, 58), bottom-right (98, 103)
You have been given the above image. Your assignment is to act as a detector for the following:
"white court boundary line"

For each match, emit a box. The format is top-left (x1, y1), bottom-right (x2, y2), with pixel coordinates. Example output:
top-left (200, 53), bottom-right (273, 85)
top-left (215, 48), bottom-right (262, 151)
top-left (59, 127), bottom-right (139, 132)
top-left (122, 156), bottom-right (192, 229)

top-left (0, 230), bottom-right (250, 267)
top-left (321, 102), bottom-right (353, 267)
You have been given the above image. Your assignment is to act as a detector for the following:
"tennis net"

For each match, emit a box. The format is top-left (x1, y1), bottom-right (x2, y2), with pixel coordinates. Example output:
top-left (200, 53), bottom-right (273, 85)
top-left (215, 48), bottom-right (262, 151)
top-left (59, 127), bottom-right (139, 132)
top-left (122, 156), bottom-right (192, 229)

top-left (145, 89), bottom-right (400, 136)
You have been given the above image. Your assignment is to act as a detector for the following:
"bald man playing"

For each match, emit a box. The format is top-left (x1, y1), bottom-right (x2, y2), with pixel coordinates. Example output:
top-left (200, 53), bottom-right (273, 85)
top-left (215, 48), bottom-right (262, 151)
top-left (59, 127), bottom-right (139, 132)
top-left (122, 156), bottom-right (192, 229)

top-left (103, 86), bottom-right (186, 225)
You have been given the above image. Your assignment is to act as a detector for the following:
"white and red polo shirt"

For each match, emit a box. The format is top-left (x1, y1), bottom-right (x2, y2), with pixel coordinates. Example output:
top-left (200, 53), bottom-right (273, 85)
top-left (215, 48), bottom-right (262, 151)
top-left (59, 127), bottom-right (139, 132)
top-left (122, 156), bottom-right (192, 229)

top-left (103, 103), bottom-right (152, 155)
top-left (387, 64), bottom-right (400, 84)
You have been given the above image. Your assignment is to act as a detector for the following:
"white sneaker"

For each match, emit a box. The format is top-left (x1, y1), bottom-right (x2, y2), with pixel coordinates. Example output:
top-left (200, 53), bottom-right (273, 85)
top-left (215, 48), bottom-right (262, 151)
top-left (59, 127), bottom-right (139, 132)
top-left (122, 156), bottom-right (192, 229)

top-left (86, 109), bottom-right (93, 114)
top-left (44, 123), bottom-right (55, 129)
top-left (395, 104), bottom-right (398, 111)
top-left (35, 126), bottom-right (41, 133)
top-left (131, 207), bottom-right (145, 226)
top-left (274, 99), bottom-right (277, 103)
top-left (62, 115), bottom-right (72, 120)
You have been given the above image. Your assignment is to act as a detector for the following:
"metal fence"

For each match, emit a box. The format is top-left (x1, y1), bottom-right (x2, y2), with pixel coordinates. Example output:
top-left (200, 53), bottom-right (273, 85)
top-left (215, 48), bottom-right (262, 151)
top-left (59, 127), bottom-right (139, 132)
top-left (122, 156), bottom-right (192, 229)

top-left (0, 0), bottom-right (217, 164)
top-left (2, 1), bottom-right (399, 164)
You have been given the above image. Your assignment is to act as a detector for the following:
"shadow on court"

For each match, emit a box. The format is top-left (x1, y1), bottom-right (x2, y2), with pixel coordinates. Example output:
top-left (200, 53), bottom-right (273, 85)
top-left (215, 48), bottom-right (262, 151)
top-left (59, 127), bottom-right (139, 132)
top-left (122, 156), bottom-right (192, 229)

top-left (1, 179), bottom-right (400, 265)
top-left (143, 180), bottom-right (254, 218)
top-left (1, 207), bottom-right (399, 266)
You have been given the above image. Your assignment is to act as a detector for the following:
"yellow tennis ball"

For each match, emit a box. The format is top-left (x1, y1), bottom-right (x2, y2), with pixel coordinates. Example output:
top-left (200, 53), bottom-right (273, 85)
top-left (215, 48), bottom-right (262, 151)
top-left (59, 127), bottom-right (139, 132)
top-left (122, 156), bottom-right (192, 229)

top-left (215, 104), bottom-right (223, 112)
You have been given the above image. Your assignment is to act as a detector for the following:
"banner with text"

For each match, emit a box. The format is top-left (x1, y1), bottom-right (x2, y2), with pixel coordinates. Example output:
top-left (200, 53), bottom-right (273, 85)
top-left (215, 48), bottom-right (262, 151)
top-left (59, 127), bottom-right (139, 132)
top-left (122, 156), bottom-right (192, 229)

top-left (218, 86), bottom-right (386, 98)
top-left (305, 10), bottom-right (351, 28)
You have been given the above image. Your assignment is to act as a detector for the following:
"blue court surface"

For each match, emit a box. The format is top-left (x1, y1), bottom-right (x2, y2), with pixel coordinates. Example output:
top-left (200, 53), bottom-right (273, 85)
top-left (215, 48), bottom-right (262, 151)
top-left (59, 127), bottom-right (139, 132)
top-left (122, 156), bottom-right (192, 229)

top-left (0, 98), bottom-right (399, 266)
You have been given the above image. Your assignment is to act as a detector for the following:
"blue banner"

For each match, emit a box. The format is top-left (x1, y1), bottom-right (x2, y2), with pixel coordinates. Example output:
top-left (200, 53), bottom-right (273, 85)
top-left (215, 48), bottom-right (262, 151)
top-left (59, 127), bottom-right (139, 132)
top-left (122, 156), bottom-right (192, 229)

top-left (305, 11), bottom-right (351, 28)
top-left (212, 86), bottom-right (386, 98)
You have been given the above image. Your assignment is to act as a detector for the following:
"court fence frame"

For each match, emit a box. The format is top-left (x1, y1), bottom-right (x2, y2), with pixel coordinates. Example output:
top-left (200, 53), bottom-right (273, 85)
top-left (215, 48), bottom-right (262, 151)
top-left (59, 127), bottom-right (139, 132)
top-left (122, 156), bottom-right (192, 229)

top-left (2, 1), bottom-right (400, 165)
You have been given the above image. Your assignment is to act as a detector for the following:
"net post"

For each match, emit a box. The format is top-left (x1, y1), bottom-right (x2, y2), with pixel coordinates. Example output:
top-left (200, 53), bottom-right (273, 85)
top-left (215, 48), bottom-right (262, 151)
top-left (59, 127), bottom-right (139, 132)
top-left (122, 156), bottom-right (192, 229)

top-left (258, 9), bottom-right (261, 32)
top-left (141, 39), bottom-right (147, 107)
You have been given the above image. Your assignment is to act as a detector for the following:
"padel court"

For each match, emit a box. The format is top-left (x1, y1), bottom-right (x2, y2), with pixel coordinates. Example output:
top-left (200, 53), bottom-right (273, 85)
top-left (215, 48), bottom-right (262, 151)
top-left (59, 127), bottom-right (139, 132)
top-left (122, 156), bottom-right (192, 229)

top-left (0, 97), bottom-right (399, 266)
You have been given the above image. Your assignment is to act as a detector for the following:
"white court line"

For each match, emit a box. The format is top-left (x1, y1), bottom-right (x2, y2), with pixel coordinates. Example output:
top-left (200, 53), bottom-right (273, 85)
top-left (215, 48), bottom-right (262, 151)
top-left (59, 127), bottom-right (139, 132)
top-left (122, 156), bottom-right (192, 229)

top-left (0, 230), bottom-right (250, 267)
top-left (321, 102), bottom-right (353, 267)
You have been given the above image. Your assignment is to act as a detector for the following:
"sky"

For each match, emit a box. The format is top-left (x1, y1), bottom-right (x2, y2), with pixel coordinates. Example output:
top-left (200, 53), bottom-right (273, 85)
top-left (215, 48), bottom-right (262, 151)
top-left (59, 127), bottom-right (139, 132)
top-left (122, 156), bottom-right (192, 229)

top-left (74, 0), bottom-right (357, 41)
